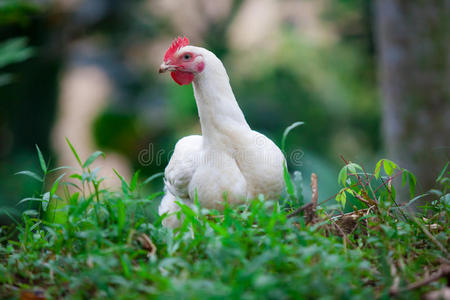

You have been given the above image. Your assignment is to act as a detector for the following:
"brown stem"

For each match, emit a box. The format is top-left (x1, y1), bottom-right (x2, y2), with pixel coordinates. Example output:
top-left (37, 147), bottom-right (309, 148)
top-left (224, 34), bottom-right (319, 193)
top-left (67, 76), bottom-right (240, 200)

top-left (389, 264), bottom-right (450, 296)
top-left (305, 173), bottom-right (319, 224)
top-left (287, 202), bottom-right (313, 219)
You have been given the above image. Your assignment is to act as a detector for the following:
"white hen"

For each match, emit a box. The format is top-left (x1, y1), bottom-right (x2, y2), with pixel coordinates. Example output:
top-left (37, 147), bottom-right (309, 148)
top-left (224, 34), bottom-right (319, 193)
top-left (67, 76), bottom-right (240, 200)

top-left (158, 37), bottom-right (285, 227)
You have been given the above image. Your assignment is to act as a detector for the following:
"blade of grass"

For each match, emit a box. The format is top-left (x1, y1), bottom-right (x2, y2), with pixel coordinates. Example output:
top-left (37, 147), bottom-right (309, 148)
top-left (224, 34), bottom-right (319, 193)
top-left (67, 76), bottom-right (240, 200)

top-left (83, 151), bottom-right (105, 169)
top-left (65, 137), bottom-right (82, 167)
top-left (281, 121), bottom-right (304, 153)
top-left (35, 145), bottom-right (47, 174)
top-left (15, 170), bottom-right (43, 182)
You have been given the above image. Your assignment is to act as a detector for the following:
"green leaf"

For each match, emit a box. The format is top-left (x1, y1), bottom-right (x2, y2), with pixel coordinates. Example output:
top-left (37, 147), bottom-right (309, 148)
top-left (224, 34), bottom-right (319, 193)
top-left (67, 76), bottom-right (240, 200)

top-left (117, 198), bottom-right (126, 236)
top-left (17, 197), bottom-right (45, 206)
top-left (383, 159), bottom-right (398, 177)
top-left (281, 121), bottom-right (304, 153)
top-left (347, 163), bottom-right (362, 175)
top-left (48, 166), bottom-right (74, 173)
top-left (336, 189), bottom-right (347, 208)
top-left (436, 161), bottom-right (449, 183)
top-left (82, 151), bottom-right (105, 169)
top-left (338, 166), bottom-right (348, 186)
top-left (374, 160), bottom-right (383, 179)
top-left (69, 173), bottom-right (82, 181)
top-left (405, 194), bottom-right (427, 208)
top-left (62, 182), bottom-right (81, 191)
top-left (65, 137), bottom-right (82, 167)
top-left (177, 201), bottom-right (197, 220)
top-left (113, 169), bottom-right (129, 196)
top-left (42, 192), bottom-right (50, 211)
top-left (69, 192), bottom-right (80, 207)
top-left (0, 37), bottom-right (33, 68)
top-left (338, 163), bottom-right (362, 186)
top-left (346, 188), bottom-right (355, 196)
top-left (15, 170), bottom-right (43, 182)
top-left (129, 170), bottom-right (140, 192)
top-left (23, 210), bottom-right (39, 216)
top-left (384, 161), bottom-right (392, 176)
top-left (119, 255), bottom-right (131, 279)
top-left (147, 191), bottom-right (163, 200)
top-left (73, 196), bottom-right (94, 216)
top-left (408, 172), bottom-right (416, 198)
top-left (402, 171), bottom-right (408, 187)
top-left (50, 173), bottom-right (66, 196)
top-left (35, 145), bottom-right (47, 174)
top-left (292, 171), bottom-right (304, 206)
top-left (283, 164), bottom-right (295, 199)
top-left (142, 172), bottom-right (164, 185)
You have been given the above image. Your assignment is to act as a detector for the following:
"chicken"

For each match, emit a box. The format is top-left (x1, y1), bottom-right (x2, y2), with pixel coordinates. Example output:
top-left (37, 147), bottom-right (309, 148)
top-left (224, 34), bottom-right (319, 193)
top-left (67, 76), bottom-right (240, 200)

top-left (158, 37), bottom-right (285, 227)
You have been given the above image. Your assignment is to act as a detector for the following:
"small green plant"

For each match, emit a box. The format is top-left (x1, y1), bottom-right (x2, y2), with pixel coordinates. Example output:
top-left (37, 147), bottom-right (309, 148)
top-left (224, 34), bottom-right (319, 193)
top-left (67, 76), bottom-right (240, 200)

top-left (335, 157), bottom-right (417, 212)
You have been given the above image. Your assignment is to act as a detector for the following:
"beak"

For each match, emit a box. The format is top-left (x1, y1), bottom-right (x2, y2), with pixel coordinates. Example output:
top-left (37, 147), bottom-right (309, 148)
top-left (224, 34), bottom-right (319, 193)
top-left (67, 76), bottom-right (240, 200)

top-left (158, 62), bottom-right (175, 74)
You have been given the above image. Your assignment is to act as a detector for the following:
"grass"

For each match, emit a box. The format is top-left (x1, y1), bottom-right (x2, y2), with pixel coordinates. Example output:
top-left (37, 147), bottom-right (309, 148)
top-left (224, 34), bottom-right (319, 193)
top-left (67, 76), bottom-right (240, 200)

top-left (0, 141), bottom-right (448, 299)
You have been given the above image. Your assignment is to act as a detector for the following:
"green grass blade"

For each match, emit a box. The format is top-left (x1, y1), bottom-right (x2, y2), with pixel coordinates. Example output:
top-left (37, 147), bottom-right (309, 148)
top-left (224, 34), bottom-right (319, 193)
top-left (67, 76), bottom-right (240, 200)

top-left (129, 170), bottom-right (140, 192)
top-left (15, 170), bottom-right (43, 182)
top-left (35, 144), bottom-right (47, 174)
top-left (142, 172), bottom-right (164, 185)
top-left (65, 137), bottom-right (82, 167)
top-left (83, 151), bottom-right (105, 169)
top-left (281, 121), bottom-right (304, 153)
top-left (436, 161), bottom-right (449, 183)
top-left (113, 168), bottom-right (130, 196)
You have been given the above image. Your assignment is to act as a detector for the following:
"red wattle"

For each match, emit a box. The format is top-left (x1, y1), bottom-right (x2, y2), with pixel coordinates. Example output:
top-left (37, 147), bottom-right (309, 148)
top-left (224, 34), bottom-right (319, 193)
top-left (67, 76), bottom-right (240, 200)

top-left (171, 71), bottom-right (194, 86)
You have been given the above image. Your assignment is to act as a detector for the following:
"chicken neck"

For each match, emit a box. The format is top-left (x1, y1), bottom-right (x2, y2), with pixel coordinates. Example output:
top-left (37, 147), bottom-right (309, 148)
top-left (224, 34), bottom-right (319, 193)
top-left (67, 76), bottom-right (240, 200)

top-left (192, 63), bottom-right (250, 148)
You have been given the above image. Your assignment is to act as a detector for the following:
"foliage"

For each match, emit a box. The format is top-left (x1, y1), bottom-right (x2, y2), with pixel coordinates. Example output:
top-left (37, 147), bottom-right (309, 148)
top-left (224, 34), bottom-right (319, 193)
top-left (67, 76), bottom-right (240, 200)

top-left (0, 145), bottom-right (448, 299)
top-left (0, 37), bottom-right (33, 88)
top-left (335, 158), bottom-right (416, 209)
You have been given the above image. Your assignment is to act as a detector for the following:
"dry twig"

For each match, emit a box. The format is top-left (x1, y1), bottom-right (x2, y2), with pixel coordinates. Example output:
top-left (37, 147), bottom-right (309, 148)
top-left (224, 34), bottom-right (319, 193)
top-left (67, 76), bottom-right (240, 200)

top-left (287, 202), bottom-right (313, 219)
top-left (305, 173), bottom-right (318, 224)
top-left (389, 264), bottom-right (450, 296)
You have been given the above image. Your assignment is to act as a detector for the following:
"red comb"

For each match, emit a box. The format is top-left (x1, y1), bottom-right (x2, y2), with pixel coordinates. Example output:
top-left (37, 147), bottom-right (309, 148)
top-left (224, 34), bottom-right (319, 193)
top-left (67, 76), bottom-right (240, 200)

top-left (164, 36), bottom-right (190, 62)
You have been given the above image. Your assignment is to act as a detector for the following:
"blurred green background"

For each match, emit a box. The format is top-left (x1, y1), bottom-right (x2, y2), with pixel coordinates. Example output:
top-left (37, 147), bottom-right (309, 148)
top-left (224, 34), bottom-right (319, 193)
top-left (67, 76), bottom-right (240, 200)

top-left (0, 0), bottom-right (447, 224)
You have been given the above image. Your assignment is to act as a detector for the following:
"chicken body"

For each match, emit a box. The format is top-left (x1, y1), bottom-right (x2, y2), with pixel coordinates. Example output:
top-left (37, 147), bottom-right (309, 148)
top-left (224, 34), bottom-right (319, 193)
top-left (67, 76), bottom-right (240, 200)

top-left (158, 44), bottom-right (285, 227)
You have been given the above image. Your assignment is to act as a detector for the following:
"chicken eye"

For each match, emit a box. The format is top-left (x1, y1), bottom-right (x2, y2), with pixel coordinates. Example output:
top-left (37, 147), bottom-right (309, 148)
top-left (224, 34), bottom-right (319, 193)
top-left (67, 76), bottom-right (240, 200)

top-left (182, 54), bottom-right (192, 61)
